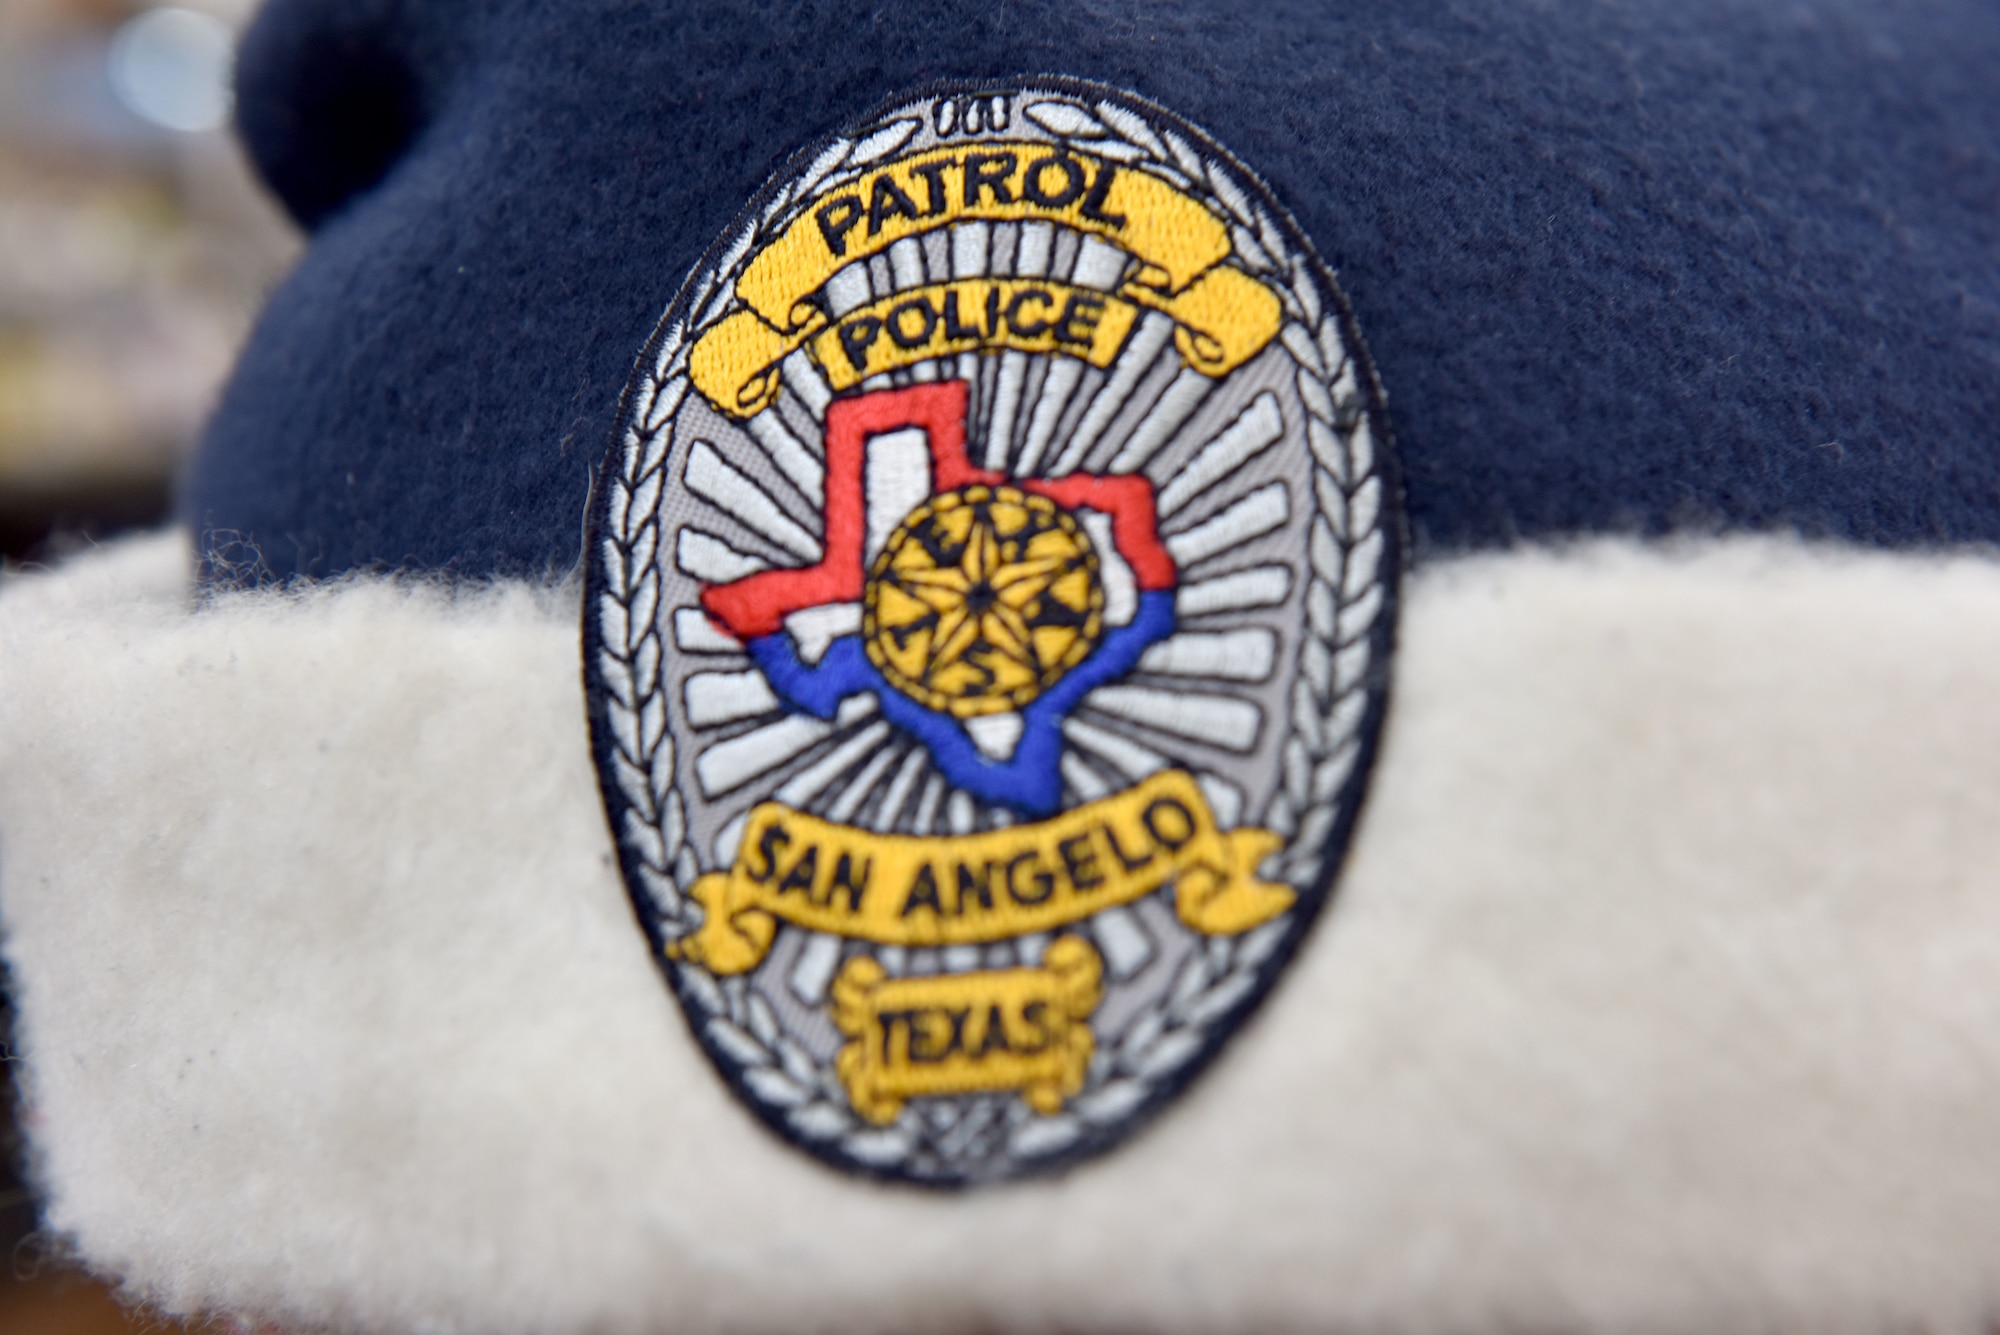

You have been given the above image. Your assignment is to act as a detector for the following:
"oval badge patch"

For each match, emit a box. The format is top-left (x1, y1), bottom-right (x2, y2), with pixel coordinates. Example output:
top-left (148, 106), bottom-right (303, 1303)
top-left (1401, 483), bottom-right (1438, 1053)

top-left (586, 78), bottom-right (1400, 1184)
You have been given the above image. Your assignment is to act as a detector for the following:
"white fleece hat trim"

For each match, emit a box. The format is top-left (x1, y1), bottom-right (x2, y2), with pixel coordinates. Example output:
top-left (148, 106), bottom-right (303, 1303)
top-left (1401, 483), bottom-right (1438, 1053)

top-left (4, 530), bottom-right (2000, 1333)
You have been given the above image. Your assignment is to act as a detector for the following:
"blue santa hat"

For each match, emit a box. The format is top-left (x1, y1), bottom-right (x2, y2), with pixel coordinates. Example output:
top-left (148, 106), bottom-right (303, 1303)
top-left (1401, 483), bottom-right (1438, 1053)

top-left (1, 0), bottom-right (1997, 1329)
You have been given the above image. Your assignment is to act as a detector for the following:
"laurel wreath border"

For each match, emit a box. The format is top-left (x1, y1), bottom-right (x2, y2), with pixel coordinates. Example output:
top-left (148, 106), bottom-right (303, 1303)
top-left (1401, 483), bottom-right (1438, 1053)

top-left (587, 80), bottom-right (1396, 1182)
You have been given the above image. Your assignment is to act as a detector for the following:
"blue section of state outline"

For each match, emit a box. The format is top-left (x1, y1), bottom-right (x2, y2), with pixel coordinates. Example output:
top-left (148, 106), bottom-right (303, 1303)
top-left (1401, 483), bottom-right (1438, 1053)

top-left (745, 590), bottom-right (1177, 817)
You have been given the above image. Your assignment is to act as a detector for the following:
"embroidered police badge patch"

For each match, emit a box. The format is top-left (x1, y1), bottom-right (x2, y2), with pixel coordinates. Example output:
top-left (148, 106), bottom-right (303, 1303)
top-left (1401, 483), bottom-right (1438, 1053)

top-left (586, 78), bottom-right (1400, 1184)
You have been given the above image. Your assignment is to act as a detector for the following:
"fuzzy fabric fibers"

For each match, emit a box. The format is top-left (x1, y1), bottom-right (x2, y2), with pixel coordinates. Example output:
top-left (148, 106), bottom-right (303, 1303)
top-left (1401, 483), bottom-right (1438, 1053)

top-left (3, 531), bottom-right (1999, 1333)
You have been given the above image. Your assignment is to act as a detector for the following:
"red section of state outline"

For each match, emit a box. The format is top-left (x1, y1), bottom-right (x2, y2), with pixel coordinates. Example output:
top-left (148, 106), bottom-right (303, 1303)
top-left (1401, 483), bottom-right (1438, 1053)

top-left (701, 381), bottom-right (1175, 640)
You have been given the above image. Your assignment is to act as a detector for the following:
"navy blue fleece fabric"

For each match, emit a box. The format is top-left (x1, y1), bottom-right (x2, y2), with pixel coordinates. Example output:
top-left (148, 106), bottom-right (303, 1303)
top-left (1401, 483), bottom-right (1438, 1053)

top-left (185, 0), bottom-right (2000, 580)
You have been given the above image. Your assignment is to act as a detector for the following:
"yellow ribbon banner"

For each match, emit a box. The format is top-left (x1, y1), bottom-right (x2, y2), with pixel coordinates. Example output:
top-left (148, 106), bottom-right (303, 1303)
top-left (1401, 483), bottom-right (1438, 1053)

top-left (831, 937), bottom-right (1102, 1123)
top-left (687, 143), bottom-right (1283, 417)
top-left (808, 278), bottom-right (1140, 391)
top-left (676, 770), bottom-right (1292, 975)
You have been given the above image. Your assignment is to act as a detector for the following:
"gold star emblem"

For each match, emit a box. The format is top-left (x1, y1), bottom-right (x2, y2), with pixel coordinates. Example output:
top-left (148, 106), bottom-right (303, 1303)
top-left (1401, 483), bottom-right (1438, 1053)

top-left (864, 486), bottom-right (1105, 717)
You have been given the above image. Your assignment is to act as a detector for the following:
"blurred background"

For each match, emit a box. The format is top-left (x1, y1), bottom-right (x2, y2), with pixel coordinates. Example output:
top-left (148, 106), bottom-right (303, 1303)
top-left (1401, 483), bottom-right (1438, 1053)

top-left (0, 0), bottom-right (296, 563)
top-left (2, 0), bottom-right (298, 1327)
